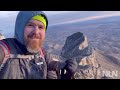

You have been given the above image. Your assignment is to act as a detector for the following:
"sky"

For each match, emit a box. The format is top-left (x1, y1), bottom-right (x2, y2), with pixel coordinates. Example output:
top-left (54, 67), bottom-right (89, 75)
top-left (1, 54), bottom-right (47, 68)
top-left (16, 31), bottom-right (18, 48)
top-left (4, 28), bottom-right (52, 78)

top-left (1, 11), bottom-right (120, 23)
top-left (1, 11), bottom-right (120, 26)
top-left (48, 11), bottom-right (120, 25)
top-left (0, 11), bottom-right (120, 18)
top-left (1, 11), bottom-right (120, 37)
top-left (0, 11), bottom-right (73, 18)
top-left (1, 11), bottom-right (120, 20)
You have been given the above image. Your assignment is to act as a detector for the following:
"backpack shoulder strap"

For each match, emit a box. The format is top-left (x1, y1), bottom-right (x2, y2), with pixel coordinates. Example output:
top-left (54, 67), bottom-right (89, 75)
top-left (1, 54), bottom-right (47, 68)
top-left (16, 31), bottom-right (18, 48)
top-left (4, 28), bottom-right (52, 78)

top-left (0, 41), bottom-right (10, 70)
top-left (0, 41), bottom-right (10, 59)
top-left (40, 48), bottom-right (45, 58)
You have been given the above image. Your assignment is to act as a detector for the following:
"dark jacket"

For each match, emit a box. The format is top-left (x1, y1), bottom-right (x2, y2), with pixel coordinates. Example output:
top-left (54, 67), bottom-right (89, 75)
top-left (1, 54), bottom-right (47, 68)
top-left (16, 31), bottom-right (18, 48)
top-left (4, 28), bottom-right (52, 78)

top-left (0, 38), bottom-right (48, 79)
top-left (0, 38), bottom-right (67, 79)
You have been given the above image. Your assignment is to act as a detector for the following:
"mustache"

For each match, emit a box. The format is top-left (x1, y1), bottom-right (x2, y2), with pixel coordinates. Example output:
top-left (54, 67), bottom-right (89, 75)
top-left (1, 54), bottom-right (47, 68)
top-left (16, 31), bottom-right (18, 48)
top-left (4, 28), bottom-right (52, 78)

top-left (28, 33), bottom-right (40, 39)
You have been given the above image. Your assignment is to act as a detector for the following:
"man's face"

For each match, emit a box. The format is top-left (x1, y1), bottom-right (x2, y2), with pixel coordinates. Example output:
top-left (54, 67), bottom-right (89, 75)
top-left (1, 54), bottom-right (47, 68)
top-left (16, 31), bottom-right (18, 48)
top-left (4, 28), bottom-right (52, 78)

top-left (24, 19), bottom-right (46, 53)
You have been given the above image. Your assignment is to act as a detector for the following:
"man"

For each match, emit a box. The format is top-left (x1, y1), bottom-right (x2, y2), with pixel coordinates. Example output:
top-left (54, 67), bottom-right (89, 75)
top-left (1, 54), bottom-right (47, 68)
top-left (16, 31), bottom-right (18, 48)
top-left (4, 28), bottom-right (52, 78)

top-left (0, 11), bottom-right (78, 79)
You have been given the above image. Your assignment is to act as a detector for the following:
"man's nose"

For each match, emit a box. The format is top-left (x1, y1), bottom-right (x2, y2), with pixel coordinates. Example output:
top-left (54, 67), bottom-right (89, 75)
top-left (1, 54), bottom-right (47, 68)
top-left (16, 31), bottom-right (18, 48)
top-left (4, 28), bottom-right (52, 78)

top-left (33, 26), bottom-right (39, 34)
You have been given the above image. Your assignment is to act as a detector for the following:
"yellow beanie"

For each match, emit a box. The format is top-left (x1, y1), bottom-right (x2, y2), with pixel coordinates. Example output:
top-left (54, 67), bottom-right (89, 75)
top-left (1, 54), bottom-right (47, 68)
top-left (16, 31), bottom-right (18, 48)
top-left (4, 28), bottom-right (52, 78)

top-left (32, 15), bottom-right (47, 29)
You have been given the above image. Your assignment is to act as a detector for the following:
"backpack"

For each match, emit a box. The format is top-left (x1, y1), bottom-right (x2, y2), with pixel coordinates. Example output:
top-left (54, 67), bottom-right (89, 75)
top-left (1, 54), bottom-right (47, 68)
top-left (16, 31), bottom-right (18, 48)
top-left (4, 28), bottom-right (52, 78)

top-left (0, 39), bottom-right (61, 79)
top-left (0, 40), bottom-right (45, 71)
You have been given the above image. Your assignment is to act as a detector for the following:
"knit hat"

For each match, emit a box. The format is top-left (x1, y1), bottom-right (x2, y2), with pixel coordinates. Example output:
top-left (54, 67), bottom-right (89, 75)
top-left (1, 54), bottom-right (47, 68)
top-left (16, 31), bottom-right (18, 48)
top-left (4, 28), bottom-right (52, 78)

top-left (32, 14), bottom-right (47, 29)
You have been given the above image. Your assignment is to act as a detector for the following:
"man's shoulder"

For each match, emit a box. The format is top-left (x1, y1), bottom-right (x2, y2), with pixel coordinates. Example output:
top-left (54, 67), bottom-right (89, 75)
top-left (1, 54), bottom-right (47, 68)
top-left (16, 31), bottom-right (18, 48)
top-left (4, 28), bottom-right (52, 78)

top-left (0, 38), bottom-right (15, 42)
top-left (0, 38), bottom-right (18, 52)
top-left (4, 38), bottom-right (15, 41)
top-left (0, 38), bottom-right (16, 47)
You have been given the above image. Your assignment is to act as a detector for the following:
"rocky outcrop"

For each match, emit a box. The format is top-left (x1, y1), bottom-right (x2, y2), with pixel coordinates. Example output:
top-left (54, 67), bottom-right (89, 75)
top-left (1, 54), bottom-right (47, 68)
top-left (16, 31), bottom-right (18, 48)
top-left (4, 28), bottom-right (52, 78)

top-left (61, 32), bottom-right (92, 60)
top-left (0, 33), bottom-right (5, 40)
top-left (60, 32), bottom-right (115, 79)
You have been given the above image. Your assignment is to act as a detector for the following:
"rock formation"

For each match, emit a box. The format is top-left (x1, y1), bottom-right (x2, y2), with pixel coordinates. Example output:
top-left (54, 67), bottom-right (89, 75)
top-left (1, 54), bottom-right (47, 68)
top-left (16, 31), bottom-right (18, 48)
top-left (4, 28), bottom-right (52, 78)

top-left (60, 32), bottom-right (120, 79)
top-left (0, 33), bottom-right (5, 40)
top-left (60, 32), bottom-right (99, 79)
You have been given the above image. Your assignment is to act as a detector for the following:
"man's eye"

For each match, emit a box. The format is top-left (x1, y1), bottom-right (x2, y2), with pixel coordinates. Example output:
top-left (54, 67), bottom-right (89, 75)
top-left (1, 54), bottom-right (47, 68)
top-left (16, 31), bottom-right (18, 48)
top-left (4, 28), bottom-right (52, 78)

top-left (27, 24), bottom-right (33, 27)
top-left (38, 26), bottom-right (43, 29)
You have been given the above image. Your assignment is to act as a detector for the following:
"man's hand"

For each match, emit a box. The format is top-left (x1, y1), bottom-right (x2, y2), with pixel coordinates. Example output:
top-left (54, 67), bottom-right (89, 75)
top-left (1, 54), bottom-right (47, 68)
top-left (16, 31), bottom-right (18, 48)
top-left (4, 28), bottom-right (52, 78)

top-left (61, 59), bottom-right (78, 79)
top-left (47, 59), bottom-right (78, 79)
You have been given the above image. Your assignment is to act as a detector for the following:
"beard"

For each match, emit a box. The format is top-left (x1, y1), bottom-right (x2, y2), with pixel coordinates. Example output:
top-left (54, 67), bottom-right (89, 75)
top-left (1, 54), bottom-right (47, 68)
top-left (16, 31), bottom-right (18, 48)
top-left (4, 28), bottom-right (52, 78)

top-left (25, 33), bottom-right (43, 54)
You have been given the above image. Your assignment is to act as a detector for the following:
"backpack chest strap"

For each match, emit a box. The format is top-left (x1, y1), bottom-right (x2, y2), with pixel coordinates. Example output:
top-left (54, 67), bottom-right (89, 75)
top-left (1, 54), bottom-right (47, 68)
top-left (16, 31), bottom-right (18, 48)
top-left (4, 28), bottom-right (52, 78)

top-left (0, 40), bottom-right (45, 71)
top-left (0, 41), bottom-right (10, 63)
top-left (0, 41), bottom-right (11, 71)
top-left (9, 54), bottom-right (45, 60)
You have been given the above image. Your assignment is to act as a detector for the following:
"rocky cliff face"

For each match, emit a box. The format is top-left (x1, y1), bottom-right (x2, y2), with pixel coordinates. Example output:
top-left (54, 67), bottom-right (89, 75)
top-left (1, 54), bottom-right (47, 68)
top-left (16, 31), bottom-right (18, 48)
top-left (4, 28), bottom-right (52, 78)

top-left (61, 32), bottom-right (92, 62)
top-left (60, 32), bottom-right (99, 79)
